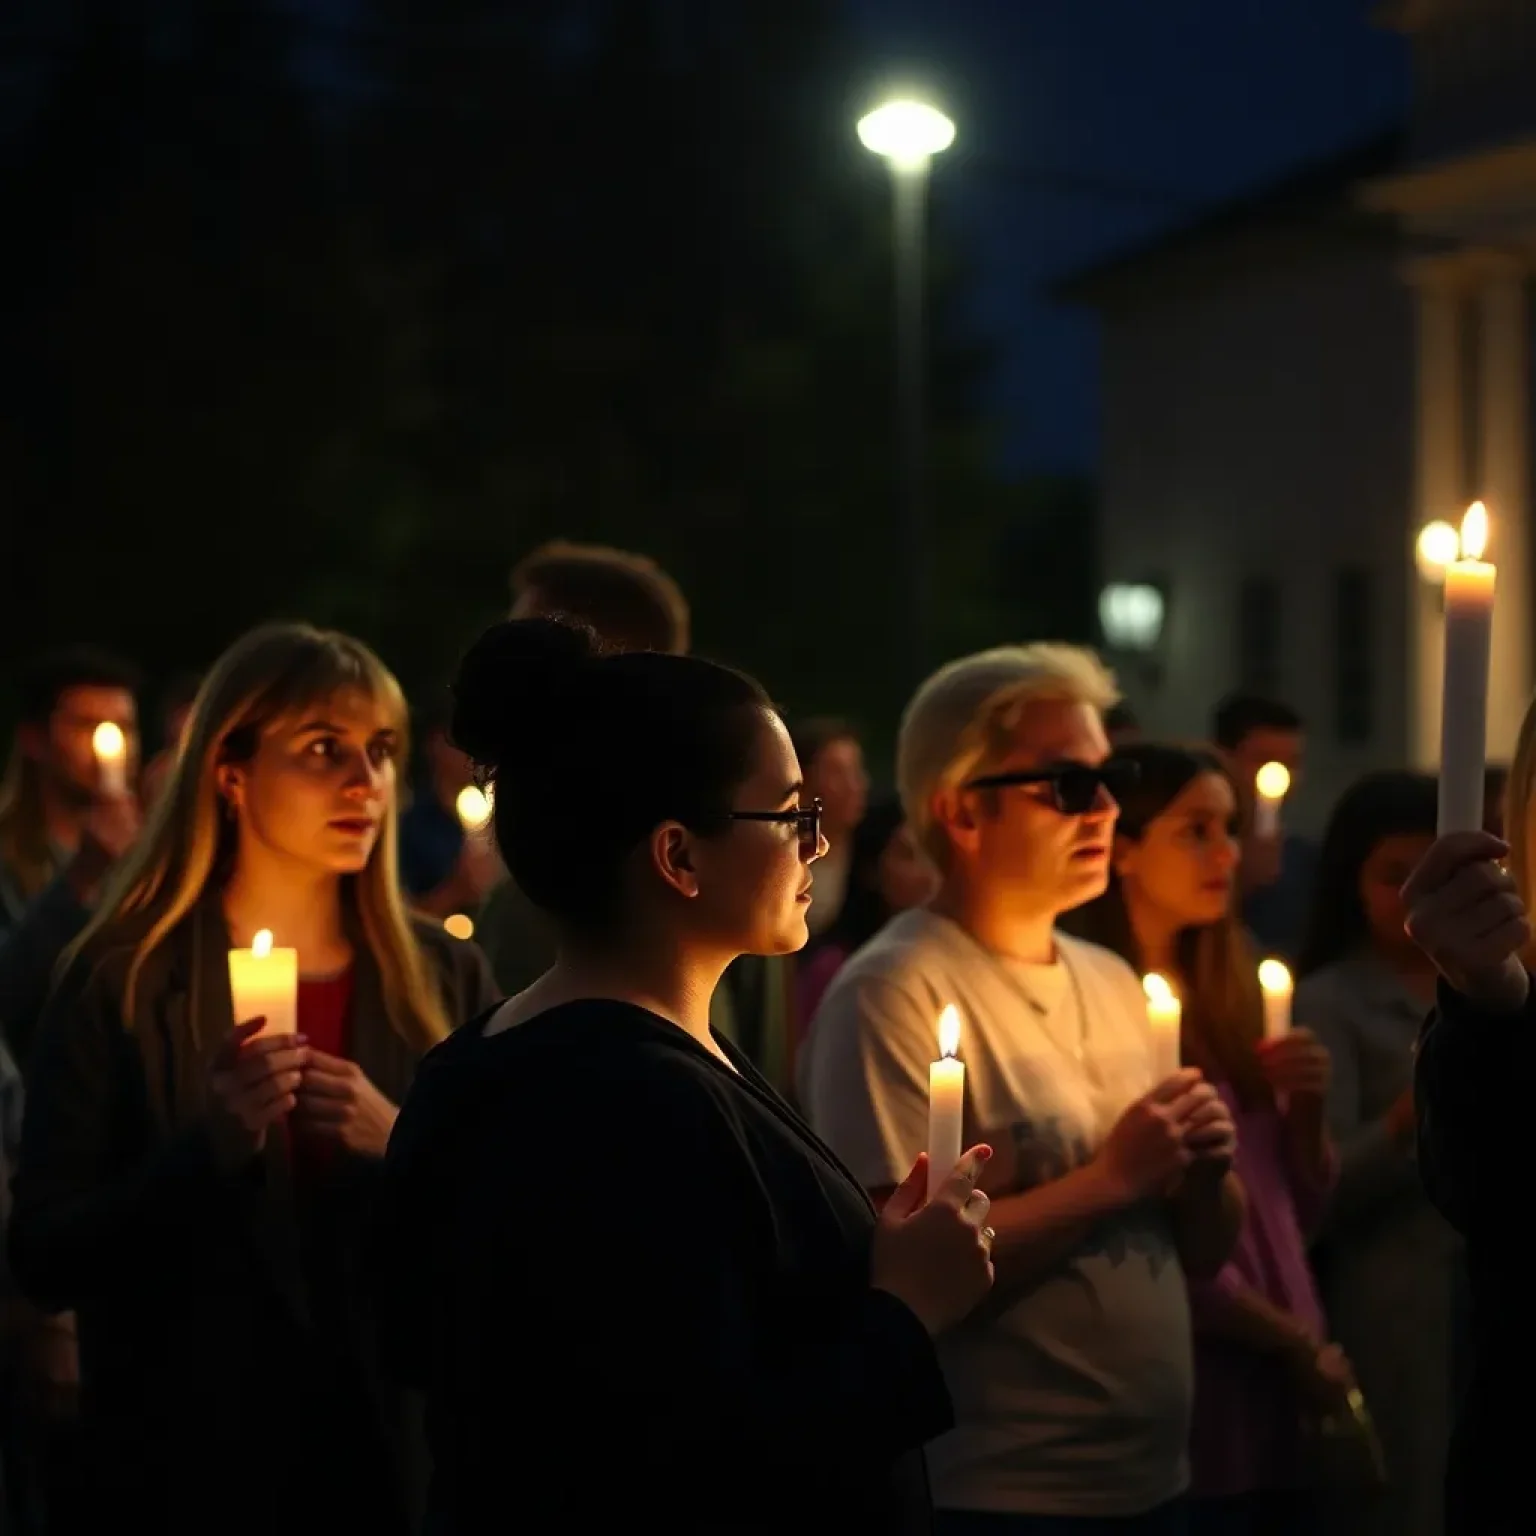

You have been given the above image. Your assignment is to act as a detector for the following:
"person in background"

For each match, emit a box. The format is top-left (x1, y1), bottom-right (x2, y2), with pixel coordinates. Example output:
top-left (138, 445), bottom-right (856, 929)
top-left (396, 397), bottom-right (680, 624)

top-left (9, 622), bottom-right (498, 1536)
top-left (1066, 743), bottom-right (1341, 1536)
top-left (0, 648), bottom-right (143, 1066)
top-left (789, 718), bottom-right (870, 939)
top-left (1213, 694), bottom-right (1314, 962)
top-left (803, 644), bottom-right (1242, 1535)
top-left (795, 799), bottom-right (937, 1034)
top-left (138, 671), bottom-right (202, 814)
top-left (395, 701), bottom-right (503, 921)
top-left (1104, 700), bottom-right (1141, 746)
top-left (1293, 771), bottom-right (1458, 1536)
top-left (370, 615), bottom-right (996, 1532)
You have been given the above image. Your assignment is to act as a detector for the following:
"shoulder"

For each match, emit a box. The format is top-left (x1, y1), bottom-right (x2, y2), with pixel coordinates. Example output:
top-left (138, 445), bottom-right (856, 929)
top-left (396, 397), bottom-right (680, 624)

top-left (1056, 931), bottom-right (1144, 1007)
top-left (818, 912), bottom-right (958, 1024)
top-left (409, 918), bottom-right (501, 1014)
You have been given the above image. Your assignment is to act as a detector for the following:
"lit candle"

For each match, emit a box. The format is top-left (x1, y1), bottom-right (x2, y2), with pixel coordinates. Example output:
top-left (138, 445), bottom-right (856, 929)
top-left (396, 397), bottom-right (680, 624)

top-left (1253, 761), bottom-right (1291, 841)
top-left (928, 1004), bottom-right (965, 1201)
top-left (456, 784), bottom-right (493, 833)
top-left (1142, 973), bottom-right (1182, 1082)
top-left (1258, 958), bottom-right (1293, 1043)
top-left (228, 928), bottom-right (298, 1040)
top-left (443, 913), bottom-right (475, 941)
top-left (92, 721), bottom-right (128, 798)
top-left (1439, 501), bottom-right (1495, 835)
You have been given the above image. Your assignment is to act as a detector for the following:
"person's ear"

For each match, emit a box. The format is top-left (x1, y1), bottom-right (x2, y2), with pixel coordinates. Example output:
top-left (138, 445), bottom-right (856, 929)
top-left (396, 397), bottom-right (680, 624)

top-left (216, 762), bottom-right (248, 820)
top-left (932, 786), bottom-right (983, 857)
top-left (649, 821), bottom-right (700, 899)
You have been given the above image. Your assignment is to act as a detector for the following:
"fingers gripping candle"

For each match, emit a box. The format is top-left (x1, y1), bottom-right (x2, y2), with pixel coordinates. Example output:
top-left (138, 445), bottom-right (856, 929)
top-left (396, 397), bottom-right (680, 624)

top-left (928, 1005), bottom-right (965, 1201)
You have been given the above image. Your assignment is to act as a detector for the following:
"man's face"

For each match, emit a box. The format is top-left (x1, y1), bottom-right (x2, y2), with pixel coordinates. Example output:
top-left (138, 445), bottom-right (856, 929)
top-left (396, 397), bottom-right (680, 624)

top-left (27, 685), bottom-right (140, 802)
top-left (939, 699), bottom-right (1120, 918)
top-left (1229, 727), bottom-right (1305, 791)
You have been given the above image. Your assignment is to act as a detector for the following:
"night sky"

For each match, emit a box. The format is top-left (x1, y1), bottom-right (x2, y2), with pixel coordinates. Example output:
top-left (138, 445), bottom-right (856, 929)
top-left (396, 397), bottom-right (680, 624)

top-left (848, 0), bottom-right (1411, 475)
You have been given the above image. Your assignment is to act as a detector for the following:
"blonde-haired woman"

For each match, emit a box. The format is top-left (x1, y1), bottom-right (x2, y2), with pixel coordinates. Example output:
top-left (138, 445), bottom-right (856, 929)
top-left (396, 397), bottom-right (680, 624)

top-left (9, 623), bottom-right (498, 1536)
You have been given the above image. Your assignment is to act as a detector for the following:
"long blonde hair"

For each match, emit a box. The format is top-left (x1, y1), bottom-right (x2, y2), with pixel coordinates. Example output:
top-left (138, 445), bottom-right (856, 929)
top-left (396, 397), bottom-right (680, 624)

top-left (1506, 695), bottom-right (1536, 966)
top-left (71, 624), bottom-right (449, 1049)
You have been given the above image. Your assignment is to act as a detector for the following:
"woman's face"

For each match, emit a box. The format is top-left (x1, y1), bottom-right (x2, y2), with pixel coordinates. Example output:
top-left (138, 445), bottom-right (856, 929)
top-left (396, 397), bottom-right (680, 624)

top-left (221, 690), bottom-right (401, 879)
top-left (686, 709), bottom-right (827, 956)
top-left (1115, 771), bottom-right (1240, 931)
top-left (876, 821), bottom-right (939, 913)
top-left (1359, 832), bottom-right (1435, 955)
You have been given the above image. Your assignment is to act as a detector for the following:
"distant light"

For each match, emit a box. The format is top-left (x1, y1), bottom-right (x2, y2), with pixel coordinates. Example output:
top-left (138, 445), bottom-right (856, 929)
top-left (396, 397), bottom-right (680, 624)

top-left (456, 785), bottom-right (492, 832)
top-left (857, 100), bottom-right (956, 169)
top-left (1255, 762), bottom-right (1291, 801)
top-left (1098, 583), bottom-right (1165, 652)
top-left (1416, 519), bottom-right (1459, 582)
top-left (443, 913), bottom-right (475, 941)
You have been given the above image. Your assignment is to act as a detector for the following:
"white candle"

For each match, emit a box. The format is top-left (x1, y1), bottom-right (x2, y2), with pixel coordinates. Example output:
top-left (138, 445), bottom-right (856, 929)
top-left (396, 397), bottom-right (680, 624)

top-left (1258, 958), bottom-right (1293, 1043)
top-left (1253, 761), bottom-right (1290, 842)
top-left (1438, 501), bottom-right (1495, 835)
top-left (228, 928), bottom-right (298, 1040)
top-left (1142, 973), bottom-right (1182, 1082)
top-left (928, 1004), bottom-right (965, 1201)
top-left (92, 721), bottom-right (128, 798)
top-left (456, 784), bottom-right (493, 833)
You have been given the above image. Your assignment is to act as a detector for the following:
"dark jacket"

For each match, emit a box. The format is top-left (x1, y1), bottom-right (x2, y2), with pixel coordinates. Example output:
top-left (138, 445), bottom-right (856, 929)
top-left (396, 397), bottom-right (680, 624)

top-left (7, 897), bottom-right (498, 1536)
top-left (371, 997), bottom-right (952, 1534)
top-left (1416, 978), bottom-right (1536, 1536)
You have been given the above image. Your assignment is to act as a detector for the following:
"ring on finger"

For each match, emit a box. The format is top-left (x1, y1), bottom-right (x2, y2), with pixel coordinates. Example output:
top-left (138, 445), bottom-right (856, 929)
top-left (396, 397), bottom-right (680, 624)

top-left (962, 1188), bottom-right (992, 1228)
top-left (980, 1225), bottom-right (996, 1251)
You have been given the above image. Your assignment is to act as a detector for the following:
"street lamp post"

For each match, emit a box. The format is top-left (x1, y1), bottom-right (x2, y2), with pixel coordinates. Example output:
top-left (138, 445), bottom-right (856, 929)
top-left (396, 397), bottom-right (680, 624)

top-left (857, 99), bottom-right (955, 684)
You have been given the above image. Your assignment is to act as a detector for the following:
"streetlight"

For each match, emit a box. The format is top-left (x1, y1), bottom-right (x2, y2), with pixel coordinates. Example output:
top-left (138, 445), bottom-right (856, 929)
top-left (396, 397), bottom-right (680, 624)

top-left (858, 98), bottom-right (955, 682)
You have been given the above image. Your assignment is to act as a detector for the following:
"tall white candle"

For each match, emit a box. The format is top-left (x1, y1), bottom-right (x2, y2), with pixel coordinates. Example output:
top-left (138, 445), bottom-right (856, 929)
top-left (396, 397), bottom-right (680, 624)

top-left (1142, 973), bottom-right (1182, 1083)
top-left (1439, 501), bottom-right (1495, 835)
top-left (927, 1004), bottom-right (965, 1201)
top-left (92, 721), bottom-right (128, 799)
top-left (1253, 761), bottom-right (1290, 841)
top-left (1258, 958), bottom-right (1293, 1043)
top-left (228, 928), bottom-right (298, 1040)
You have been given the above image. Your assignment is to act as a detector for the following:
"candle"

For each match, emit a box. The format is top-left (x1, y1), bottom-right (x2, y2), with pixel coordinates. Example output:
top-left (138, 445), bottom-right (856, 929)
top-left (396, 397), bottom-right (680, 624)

top-left (1253, 761), bottom-right (1291, 841)
top-left (928, 1004), bottom-right (965, 1201)
top-left (228, 928), bottom-right (298, 1040)
top-left (1258, 958), bottom-right (1293, 1043)
top-left (456, 784), bottom-right (493, 833)
top-left (1438, 501), bottom-right (1495, 835)
top-left (92, 721), bottom-right (128, 798)
top-left (1142, 973), bottom-right (1182, 1082)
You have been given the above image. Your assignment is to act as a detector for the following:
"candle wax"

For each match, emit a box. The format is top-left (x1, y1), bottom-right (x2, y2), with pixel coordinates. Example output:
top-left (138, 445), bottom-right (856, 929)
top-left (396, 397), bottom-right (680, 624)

top-left (927, 1056), bottom-right (965, 1201)
top-left (1438, 557), bottom-right (1495, 835)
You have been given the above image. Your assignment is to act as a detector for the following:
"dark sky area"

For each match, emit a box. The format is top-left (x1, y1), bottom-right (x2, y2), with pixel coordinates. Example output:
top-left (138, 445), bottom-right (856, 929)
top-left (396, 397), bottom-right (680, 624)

top-left (847, 0), bottom-right (1411, 474)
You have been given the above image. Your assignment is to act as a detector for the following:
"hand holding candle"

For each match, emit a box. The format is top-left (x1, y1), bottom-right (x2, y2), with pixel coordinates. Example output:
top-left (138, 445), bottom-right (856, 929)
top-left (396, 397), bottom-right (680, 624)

top-left (228, 928), bottom-right (298, 1040)
top-left (92, 721), bottom-right (129, 799)
top-left (1438, 501), bottom-right (1495, 836)
top-left (1142, 973), bottom-right (1182, 1083)
top-left (927, 1004), bottom-right (965, 1201)
top-left (1253, 762), bottom-right (1291, 842)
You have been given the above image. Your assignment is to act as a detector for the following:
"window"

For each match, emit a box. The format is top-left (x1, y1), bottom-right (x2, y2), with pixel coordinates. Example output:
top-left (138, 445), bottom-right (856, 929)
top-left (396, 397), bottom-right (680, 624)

top-left (1237, 576), bottom-right (1281, 695)
top-left (1334, 566), bottom-right (1374, 746)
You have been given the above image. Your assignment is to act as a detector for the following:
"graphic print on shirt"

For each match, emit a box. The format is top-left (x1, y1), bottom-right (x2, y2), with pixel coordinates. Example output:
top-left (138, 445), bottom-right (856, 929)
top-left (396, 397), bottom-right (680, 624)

top-left (1008, 1112), bottom-right (1175, 1276)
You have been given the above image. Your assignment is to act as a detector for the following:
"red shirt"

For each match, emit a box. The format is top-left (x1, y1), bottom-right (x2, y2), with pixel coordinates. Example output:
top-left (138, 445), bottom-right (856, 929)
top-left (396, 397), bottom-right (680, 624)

top-left (292, 967), bottom-right (355, 1183)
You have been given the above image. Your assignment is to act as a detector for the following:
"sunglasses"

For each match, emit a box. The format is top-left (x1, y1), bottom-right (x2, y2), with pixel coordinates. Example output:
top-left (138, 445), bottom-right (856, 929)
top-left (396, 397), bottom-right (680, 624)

top-left (963, 758), bottom-right (1139, 816)
top-left (728, 797), bottom-right (823, 857)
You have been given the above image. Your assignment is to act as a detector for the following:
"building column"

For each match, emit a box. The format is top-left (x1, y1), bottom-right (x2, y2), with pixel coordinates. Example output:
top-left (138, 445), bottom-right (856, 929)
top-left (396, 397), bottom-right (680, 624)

top-left (1478, 257), bottom-right (1532, 761)
top-left (1408, 260), bottom-right (1464, 770)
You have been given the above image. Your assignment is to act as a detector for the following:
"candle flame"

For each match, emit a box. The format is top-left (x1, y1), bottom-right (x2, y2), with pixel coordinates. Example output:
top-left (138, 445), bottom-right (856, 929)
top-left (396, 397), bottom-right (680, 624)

top-left (92, 721), bottom-right (126, 761)
top-left (1258, 958), bottom-right (1292, 997)
top-left (1254, 761), bottom-right (1291, 800)
top-left (443, 913), bottom-right (475, 941)
top-left (1461, 501), bottom-right (1488, 561)
top-left (1142, 972), bottom-right (1174, 1005)
top-left (456, 785), bottom-right (492, 831)
top-left (251, 929), bottom-right (274, 959)
top-left (937, 1004), bottom-right (961, 1059)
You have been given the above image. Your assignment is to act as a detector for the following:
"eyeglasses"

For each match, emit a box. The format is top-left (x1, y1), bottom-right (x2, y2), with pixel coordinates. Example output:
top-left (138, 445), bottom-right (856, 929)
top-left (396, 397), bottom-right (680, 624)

top-left (728, 797), bottom-right (823, 857)
top-left (963, 758), bottom-right (1140, 816)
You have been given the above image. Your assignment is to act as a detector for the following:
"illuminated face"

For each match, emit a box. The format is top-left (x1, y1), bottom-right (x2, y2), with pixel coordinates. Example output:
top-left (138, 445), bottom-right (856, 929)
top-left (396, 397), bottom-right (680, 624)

top-left (1359, 831), bottom-right (1435, 958)
top-left (806, 736), bottom-right (869, 838)
top-left (1115, 772), bottom-right (1241, 932)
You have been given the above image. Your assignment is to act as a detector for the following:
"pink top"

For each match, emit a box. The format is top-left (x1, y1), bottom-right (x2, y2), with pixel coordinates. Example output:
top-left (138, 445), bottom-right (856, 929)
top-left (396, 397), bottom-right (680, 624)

top-left (795, 943), bottom-right (850, 1044)
top-left (1186, 1080), bottom-right (1337, 1498)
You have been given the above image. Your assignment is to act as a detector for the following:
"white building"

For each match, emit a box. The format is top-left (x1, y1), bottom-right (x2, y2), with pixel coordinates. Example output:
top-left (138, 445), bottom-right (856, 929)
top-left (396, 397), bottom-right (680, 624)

top-left (1063, 0), bottom-right (1536, 832)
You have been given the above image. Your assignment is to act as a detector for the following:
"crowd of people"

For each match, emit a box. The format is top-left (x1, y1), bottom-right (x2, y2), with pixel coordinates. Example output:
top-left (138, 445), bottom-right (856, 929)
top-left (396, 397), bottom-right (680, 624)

top-left (0, 537), bottom-right (1520, 1534)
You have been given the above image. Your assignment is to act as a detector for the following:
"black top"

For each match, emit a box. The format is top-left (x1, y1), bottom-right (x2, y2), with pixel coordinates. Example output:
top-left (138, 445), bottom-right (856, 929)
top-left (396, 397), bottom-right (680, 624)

top-left (371, 998), bottom-right (952, 1533)
top-left (1415, 979), bottom-right (1536, 1536)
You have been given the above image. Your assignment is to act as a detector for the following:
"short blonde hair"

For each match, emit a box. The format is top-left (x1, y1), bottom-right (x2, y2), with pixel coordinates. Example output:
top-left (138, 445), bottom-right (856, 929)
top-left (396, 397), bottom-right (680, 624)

top-left (897, 643), bottom-right (1120, 863)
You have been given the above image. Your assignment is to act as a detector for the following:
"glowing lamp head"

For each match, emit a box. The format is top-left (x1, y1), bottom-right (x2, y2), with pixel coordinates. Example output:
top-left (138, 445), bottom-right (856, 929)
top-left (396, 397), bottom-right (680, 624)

top-left (1258, 958), bottom-right (1293, 997)
top-left (857, 100), bottom-right (956, 169)
top-left (1461, 500), bottom-right (1489, 561)
top-left (1255, 762), bottom-right (1291, 801)
top-left (456, 785), bottom-right (492, 832)
top-left (443, 913), bottom-right (475, 941)
top-left (92, 721), bottom-right (126, 761)
top-left (1415, 520), bottom-right (1460, 581)
top-left (1142, 972), bottom-right (1174, 1006)
top-left (251, 929), bottom-right (274, 959)
top-left (937, 1004), bottom-right (961, 1059)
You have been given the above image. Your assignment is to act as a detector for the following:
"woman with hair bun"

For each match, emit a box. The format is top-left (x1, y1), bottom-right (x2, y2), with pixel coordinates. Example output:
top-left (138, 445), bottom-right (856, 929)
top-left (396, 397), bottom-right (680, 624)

top-left (371, 617), bottom-right (997, 1534)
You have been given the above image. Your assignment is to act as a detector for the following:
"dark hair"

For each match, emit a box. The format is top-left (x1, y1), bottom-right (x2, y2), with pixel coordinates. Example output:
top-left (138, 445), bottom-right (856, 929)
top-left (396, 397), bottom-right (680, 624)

top-left (1212, 693), bottom-right (1302, 751)
top-left (450, 617), bottom-right (770, 931)
top-left (1296, 769), bottom-right (1438, 978)
top-left (511, 540), bottom-right (690, 655)
top-left (18, 646), bottom-right (141, 725)
top-left (1104, 701), bottom-right (1140, 737)
top-left (158, 670), bottom-right (202, 739)
top-left (1065, 741), bottom-right (1269, 1107)
top-left (824, 799), bottom-right (908, 953)
top-left (789, 716), bottom-right (860, 773)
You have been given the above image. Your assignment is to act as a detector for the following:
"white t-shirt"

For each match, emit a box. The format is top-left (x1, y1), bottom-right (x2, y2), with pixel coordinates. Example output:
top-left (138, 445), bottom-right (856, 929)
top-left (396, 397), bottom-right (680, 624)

top-left (800, 908), bottom-right (1193, 1518)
